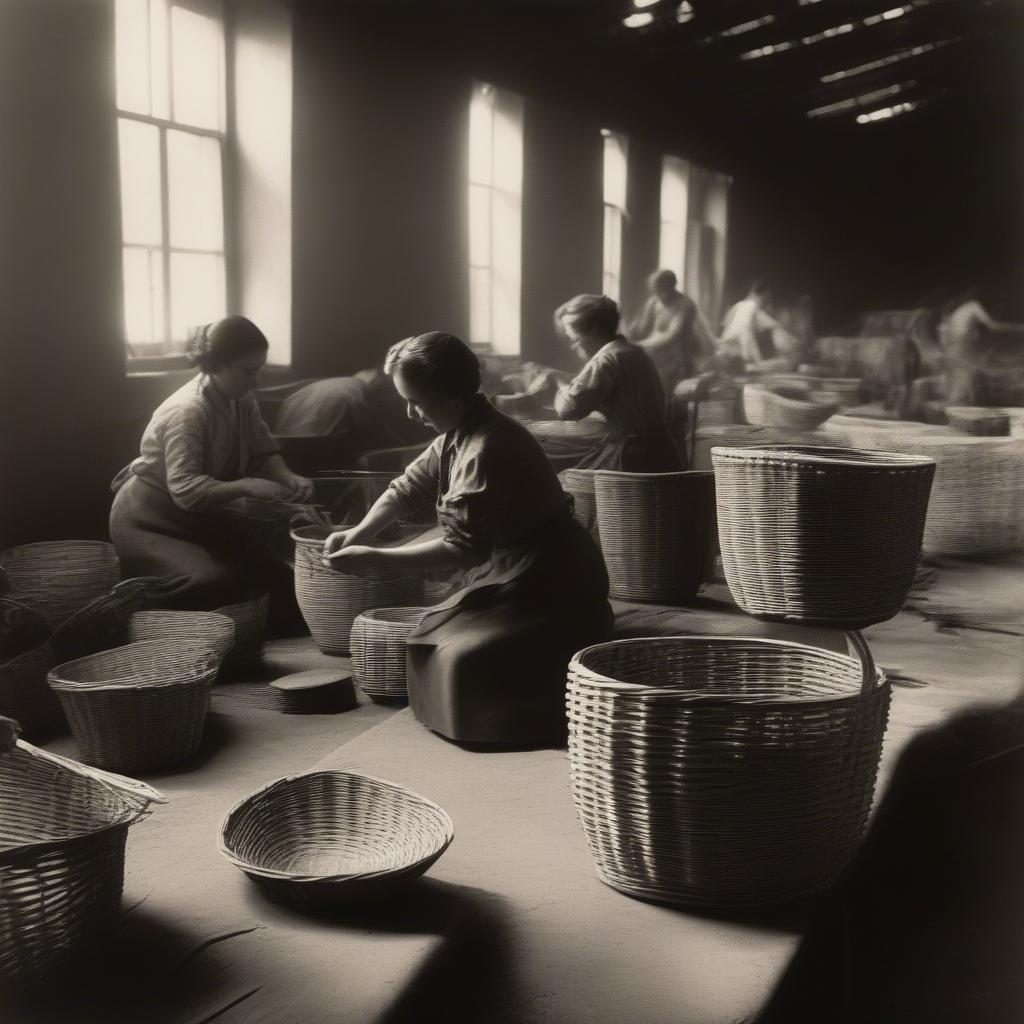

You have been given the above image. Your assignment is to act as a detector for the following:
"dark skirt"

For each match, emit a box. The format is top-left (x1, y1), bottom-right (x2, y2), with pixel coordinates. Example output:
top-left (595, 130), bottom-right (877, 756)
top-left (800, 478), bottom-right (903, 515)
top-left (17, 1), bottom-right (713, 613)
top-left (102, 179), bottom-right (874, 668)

top-left (406, 509), bottom-right (613, 745)
top-left (574, 428), bottom-right (684, 473)
top-left (109, 476), bottom-right (297, 624)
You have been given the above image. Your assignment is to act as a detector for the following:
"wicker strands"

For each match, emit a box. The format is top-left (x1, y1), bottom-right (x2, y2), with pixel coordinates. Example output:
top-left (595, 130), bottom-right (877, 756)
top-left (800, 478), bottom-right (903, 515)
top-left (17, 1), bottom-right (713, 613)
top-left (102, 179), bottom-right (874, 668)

top-left (219, 770), bottom-right (455, 905)
top-left (944, 406), bottom-right (1010, 436)
top-left (560, 468), bottom-right (600, 543)
top-left (48, 640), bottom-right (218, 772)
top-left (566, 633), bottom-right (890, 908)
top-left (291, 526), bottom-right (422, 655)
top-left (127, 610), bottom-right (235, 672)
top-left (594, 471), bottom-right (715, 604)
top-left (0, 740), bottom-right (163, 984)
top-left (214, 594), bottom-right (270, 672)
top-left (0, 542), bottom-right (120, 627)
top-left (743, 384), bottom-right (840, 431)
top-left (48, 578), bottom-right (156, 662)
top-left (713, 445), bottom-right (935, 627)
top-left (350, 607), bottom-right (427, 703)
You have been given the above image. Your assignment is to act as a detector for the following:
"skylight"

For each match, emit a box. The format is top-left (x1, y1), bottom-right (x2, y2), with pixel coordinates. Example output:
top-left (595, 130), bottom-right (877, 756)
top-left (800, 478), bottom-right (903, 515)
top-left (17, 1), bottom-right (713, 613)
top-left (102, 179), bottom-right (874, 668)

top-left (820, 40), bottom-right (953, 83)
top-left (857, 100), bottom-right (920, 123)
top-left (807, 80), bottom-right (915, 118)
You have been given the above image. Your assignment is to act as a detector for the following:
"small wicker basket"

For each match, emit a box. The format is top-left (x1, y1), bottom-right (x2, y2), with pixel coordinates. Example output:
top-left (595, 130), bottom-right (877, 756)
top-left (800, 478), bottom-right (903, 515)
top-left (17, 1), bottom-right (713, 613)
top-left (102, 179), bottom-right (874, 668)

top-left (0, 740), bottom-right (164, 984)
top-left (218, 770), bottom-right (455, 905)
top-left (0, 541), bottom-right (120, 627)
top-left (127, 610), bottom-right (236, 672)
top-left (350, 607), bottom-right (427, 703)
top-left (48, 640), bottom-right (219, 772)
top-left (567, 632), bottom-right (889, 908)
top-left (214, 594), bottom-right (270, 673)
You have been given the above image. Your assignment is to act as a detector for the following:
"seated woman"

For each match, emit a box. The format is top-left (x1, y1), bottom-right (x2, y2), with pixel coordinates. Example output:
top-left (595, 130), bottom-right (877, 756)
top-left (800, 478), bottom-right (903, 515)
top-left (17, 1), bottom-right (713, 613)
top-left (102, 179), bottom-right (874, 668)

top-left (552, 294), bottom-right (683, 472)
top-left (324, 332), bottom-right (612, 745)
top-left (109, 316), bottom-right (313, 623)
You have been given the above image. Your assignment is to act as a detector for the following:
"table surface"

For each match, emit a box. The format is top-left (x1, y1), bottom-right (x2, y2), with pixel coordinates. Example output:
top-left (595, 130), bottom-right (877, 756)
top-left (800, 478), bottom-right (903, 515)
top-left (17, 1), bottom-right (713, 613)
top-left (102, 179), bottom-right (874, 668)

top-left (12, 558), bottom-right (1024, 1024)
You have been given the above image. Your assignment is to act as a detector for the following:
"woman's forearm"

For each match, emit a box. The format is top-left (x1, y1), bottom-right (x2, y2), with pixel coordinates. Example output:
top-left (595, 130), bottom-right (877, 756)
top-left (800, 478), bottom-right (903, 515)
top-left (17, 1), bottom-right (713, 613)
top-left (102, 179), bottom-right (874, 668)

top-left (374, 537), bottom-right (483, 572)
top-left (202, 479), bottom-right (260, 508)
top-left (349, 490), bottom-right (407, 542)
top-left (255, 453), bottom-right (294, 484)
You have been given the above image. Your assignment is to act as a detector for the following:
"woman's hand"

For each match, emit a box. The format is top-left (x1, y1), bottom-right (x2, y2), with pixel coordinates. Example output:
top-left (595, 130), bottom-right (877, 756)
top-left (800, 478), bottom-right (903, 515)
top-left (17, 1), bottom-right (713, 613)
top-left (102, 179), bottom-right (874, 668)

top-left (284, 474), bottom-right (315, 503)
top-left (323, 528), bottom-right (362, 558)
top-left (246, 478), bottom-right (293, 501)
top-left (323, 544), bottom-right (380, 576)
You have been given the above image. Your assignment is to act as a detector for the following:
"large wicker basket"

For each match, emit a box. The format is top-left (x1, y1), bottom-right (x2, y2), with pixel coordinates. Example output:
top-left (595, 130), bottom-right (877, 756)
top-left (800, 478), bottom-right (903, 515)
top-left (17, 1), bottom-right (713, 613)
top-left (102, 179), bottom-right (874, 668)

top-left (0, 740), bottom-right (164, 984)
top-left (713, 445), bottom-right (935, 627)
top-left (0, 541), bottom-right (120, 627)
top-left (48, 640), bottom-right (218, 772)
top-left (127, 610), bottom-right (236, 672)
top-left (560, 468), bottom-right (600, 544)
top-left (594, 471), bottom-right (715, 604)
top-left (291, 526), bottom-right (422, 655)
top-left (214, 594), bottom-right (269, 673)
top-left (350, 607), bottom-right (427, 703)
top-left (219, 770), bottom-right (455, 905)
top-left (566, 633), bottom-right (889, 908)
top-left (743, 383), bottom-right (840, 431)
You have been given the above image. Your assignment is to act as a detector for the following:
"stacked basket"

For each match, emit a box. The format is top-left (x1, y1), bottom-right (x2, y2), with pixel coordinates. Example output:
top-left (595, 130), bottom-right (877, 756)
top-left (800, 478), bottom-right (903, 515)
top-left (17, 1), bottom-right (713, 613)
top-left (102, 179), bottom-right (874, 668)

top-left (350, 607), bottom-right (427, 703)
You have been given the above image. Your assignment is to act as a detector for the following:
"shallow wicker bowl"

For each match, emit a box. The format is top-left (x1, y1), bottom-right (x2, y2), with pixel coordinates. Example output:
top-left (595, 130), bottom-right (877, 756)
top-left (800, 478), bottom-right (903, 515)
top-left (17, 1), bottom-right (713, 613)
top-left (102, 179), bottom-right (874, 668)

top-left (219, 770), bottom-right (455, 905)
top-left (351, 607), bottom-right (427, 703)
top-left (48, 640), bottom-right (218, 772)
top-left (743, 383), bottom-right (840, 431)
top-left (0, 541), bottom-right (120, 627)
top-left (567, 633), bottom-right (889, 908)
top-left (0, 741), bottom-right (163, 984)
top-left (713, 445), bottom-right (935, 627)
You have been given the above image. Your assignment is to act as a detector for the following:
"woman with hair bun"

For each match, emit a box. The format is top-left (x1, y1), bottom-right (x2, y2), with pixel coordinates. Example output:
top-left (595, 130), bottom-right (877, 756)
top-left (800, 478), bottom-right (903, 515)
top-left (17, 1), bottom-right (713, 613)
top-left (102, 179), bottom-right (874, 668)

top-left (109, 316), bottom-right (313, 615)
top-left (553, 293), bottom-right (682, 472)
top-left (324, 331), bottom-right (611, 745)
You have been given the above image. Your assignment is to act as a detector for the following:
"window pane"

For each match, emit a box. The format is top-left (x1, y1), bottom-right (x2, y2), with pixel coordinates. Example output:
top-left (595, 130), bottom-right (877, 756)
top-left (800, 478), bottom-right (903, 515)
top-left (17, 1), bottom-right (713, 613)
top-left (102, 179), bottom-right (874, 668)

top-left (118, 119), bottom-right (163, 246)
top-left (603, 205), bottom-right (622, 299)
top-left (167, 130), bottom-right (224, 250)
top-left (603, 132), bottom-right (628, 211)
top-left (150, 0), bottom-right (170, 120)
top-left (659, 221), bottom-right (685, 284)
top-left (171, 5), bottom-right (224, 130)
top-left (603, 272), bottom-right (620, 304)
top-left (123, 246), bottom-right (165, 346)
top-left (470, 266), bottom-right (491, 345)
top-left (469, 184), bottom-right (491, 269)
top-left (661, 156), bottom-right (689, 225)
top-left (469, 84), bottom-right (494, 185)
top-left (492, 92), bottom-right (523, 195)
top-left (170, 252), bottom-right (225, 341)
top-left (116, 0), bottom-right (151, 114)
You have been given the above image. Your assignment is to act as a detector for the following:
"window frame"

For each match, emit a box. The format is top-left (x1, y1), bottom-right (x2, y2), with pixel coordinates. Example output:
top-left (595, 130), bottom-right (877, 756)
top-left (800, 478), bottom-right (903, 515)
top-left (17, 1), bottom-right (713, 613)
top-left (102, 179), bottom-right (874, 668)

top-left (601, 129), bottom-right (628, 303)
top-left (116, 0), bottom-right (231, 371)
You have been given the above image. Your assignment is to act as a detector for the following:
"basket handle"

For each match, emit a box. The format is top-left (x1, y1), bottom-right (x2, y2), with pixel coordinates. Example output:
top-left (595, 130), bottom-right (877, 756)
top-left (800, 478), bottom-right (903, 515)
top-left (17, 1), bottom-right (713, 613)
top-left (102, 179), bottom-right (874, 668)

top-left (844, 630), bottom-right (878, 696)
top-left (14, 739), bottom-right (168, 805)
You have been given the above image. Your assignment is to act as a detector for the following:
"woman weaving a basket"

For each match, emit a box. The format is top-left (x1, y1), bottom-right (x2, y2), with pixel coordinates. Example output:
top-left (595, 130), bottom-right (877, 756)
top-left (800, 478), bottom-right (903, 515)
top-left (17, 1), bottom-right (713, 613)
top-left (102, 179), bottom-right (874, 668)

top-left (324, 332), bottom-right (612, 745)
top-left (551, 294), bottom-right (682, 472)
top-left (109, 317), bottom-right (313, 623)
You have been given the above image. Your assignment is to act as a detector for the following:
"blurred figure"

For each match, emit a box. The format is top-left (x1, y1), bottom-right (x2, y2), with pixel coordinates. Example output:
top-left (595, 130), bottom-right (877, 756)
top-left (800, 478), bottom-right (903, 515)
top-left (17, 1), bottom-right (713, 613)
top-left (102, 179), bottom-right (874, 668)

top-left (719, 281), bottom-right (798, 369)
top-left (776, 294), bottom-right (815, 370)
top-left (627, 270), bottom-right (717, 389)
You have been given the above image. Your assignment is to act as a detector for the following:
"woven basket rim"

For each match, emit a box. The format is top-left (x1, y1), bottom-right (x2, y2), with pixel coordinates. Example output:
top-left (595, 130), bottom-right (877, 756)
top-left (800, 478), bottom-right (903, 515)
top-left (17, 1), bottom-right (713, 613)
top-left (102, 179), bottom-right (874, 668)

top-left (129, 609), bottom-right (234, 626)
top-left (592, 469), bottom-right (715, 480)
top-left (48, 639), bottom-right (218, 692)
top-left (569, 634), bottom-right (884, 704)
top-left (214, 593), bottom-right (271, 613)
top-left (711, 444), bottom-right (936, 469)
top-left (217, 769), bottom-right (455, 882)
top-left (355, 606), bottom-right (428, 625)
top-left (1, 540), bottom-right (117, 558)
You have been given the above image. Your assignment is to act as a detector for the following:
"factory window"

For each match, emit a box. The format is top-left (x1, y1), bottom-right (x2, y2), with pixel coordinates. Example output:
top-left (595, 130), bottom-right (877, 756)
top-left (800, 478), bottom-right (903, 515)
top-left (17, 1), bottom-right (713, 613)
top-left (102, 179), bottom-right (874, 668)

top-left (602, 130), bottom-right (628, 303)
top-left (659, 155), bottom-right (690, 286)
top-left (468, 82), bottom-right (524, 355)
top-left (116, 0), bottom-right (227, 362)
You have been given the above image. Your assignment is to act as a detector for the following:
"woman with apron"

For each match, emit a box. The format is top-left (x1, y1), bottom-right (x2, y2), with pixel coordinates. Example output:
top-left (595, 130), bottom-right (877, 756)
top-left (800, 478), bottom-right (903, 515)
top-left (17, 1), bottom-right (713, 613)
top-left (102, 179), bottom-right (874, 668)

top-left (110, 316), bottom-right (313, 624)
top-left (552, 294), bottom-right (683, 472)
top-left (324, 332), bottom-right (612, 745)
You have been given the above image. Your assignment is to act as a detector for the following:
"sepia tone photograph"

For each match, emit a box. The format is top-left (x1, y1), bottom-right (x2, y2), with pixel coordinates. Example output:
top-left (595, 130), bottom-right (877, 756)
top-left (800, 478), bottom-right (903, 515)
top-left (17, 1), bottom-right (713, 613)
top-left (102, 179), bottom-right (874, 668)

top-left (1, 0), bottom-right (1022, 1021)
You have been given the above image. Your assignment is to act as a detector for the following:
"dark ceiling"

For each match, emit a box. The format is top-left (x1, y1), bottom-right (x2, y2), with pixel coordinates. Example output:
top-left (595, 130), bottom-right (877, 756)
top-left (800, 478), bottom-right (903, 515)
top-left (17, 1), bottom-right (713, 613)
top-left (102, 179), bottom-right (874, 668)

top-left (297, 0), bottom-right (1024, 169)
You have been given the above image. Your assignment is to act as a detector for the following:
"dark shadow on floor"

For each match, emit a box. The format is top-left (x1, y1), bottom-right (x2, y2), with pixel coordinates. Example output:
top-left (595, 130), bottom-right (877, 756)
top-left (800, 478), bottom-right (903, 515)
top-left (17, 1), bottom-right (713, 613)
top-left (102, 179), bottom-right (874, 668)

top-left (758, 685), bottom-right (1024, 1024)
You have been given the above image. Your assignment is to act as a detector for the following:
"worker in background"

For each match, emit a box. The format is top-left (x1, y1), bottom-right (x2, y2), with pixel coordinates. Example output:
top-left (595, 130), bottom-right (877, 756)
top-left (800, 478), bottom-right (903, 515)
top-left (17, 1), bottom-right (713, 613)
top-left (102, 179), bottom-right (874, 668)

top-left (718, 280), bottom-right (798, 371)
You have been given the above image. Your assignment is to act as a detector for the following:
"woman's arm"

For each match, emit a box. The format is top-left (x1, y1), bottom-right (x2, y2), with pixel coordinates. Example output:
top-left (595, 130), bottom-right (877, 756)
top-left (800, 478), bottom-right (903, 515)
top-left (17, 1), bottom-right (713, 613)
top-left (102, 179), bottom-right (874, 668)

top-left (327, 535), bottom-right (484, 574)
top-left (252, 453), bottom-right (314, 502)
top-left (323, 489), bottom-right (407, 555)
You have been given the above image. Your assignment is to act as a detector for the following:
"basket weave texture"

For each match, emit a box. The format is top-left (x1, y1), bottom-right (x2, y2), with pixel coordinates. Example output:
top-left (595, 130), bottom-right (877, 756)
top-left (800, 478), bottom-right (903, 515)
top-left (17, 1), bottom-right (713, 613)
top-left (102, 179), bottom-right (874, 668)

top-left (743, 384), bottom-right (840, 431)
top-left (594, 471), bottom-right (715, 604)
top-left (0, 542), bottom-right (120, 627)
top-left (219, 770), bottom-right (454, 904)
top-left (713, 445), bottom-right (935, 627)
top-left (291, 526), bottom-right (422, 655)
top-left (944, 406), bottom-right (1010, 436)
top-left (214, 594), bottom-right (269, 672)
top-left (0, 741), bottom-right (163, 983)
top-left (566, 633), bottom-right (890, 908)
top-left (560, 468), bottom-right (601, 544)
top-left (48, 640), bottom-right (218, 772)
top-left (351, 607), bottom-right (427, 702)
top-left (127, 610), bottom-right (235, 671)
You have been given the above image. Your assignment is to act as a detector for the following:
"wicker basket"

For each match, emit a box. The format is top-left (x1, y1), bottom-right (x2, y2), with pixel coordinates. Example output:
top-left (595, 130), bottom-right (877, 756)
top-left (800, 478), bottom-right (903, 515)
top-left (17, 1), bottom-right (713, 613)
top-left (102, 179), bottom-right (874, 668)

top-left (48, 578), bottom-right (156, 662)
top-left (48, 640), bottom-right (219, 772)
top-left (127, 610), bottom-right (235, 672)
top-left (713, 445), bottom-right (935, 627)
top-left (743, 383), bottom-right (840, 431)
top-left (566, 632), bottom-right (889, 908)
top-left (291, 526), bottom-right (422, 655)
top-left (594, 471), bottom-right (715, 604)
top-left (522, 418), bottom-right (609, 444)
top-left (218, 770), bottom-right (455, 905)
top-left (214, 594), bottom-right (269, 673)
top-left (560, 468), bottom-right (601, 544)
top-left (0, 740), bottom-right (164, 984)
top-left (0, 541), bottom-right (120, 627)
top-left (351, 607), bottom-right (427, 703)
top-left (944, 406), bottom-right (1010, 436)
top-left (816, 377), bottom-right (863, 408)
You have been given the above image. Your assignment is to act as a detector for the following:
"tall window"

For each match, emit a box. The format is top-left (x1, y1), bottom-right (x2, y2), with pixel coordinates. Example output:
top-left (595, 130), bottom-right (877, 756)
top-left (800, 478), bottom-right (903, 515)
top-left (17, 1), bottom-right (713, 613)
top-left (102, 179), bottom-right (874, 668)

top-left (601, 130), bottom-right (628, 303)
top-left (115, 0), bottom-right (227, 359)
top-left (658, 156), bottom-right (690, 286)
top-left (468, 82), bottom-right (524, 355)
